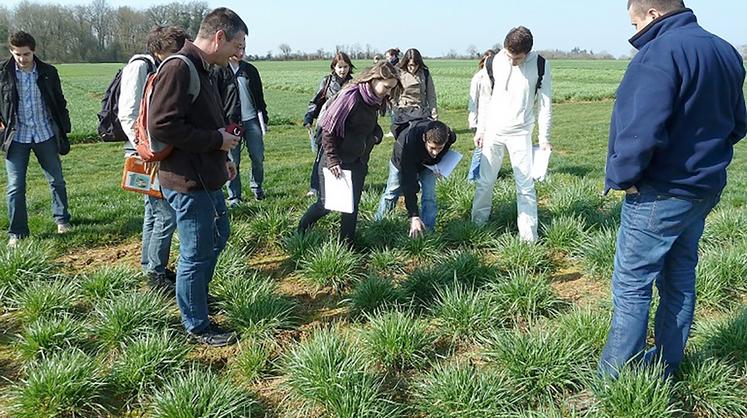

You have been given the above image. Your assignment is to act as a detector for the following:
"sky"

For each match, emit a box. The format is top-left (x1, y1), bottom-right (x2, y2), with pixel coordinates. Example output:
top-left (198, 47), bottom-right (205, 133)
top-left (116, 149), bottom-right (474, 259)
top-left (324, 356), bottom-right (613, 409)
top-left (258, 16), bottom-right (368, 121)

top-left (4, 0), bottom-right (746, 58)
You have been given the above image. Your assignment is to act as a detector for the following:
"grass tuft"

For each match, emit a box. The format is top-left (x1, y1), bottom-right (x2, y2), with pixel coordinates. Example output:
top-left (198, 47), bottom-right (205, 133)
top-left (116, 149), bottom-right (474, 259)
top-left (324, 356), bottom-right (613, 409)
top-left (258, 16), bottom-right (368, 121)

top-left (80, 265), bottom-right (141, 303)
top-left (92, 290), bottom-right (171, 349)
top-left (487, 270), bottom-right (564, 323)
top-left (360, 309), bottom-right (433, 370)
top-left (347, 275), bottom-right (400, 318)
top-left (299, 239), bottom-right (362, 291)
top-left (217, 272), bottom-right (295, 337)
top-left (541, 214), bottom-right (589, 254)
top-left (148, 367), bottom-right (257, 418)
top-left (12, 279), bottom-right (80, 324)
top-left (592, 362), bottom-right (679, 417)
top-left (10, 349), bottom-right (105, 418)
top-left (492, 234), bottom-right (552, 275)
top-left (575, 226), bottom-right (617, 281)
top-left (430, 283), bottom-right (499, 344)
top-left (0, 240), bottom-right (56, 302)
top-left (675, 356), bottom-right (747, 417)
top-left (15, 315), bottom-right (87, 361)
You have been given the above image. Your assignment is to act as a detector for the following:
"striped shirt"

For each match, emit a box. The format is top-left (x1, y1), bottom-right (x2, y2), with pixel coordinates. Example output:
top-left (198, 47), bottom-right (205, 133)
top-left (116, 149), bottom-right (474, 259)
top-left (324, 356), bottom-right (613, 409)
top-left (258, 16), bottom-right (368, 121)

top-left (14, 63), bottom-right (55, 144)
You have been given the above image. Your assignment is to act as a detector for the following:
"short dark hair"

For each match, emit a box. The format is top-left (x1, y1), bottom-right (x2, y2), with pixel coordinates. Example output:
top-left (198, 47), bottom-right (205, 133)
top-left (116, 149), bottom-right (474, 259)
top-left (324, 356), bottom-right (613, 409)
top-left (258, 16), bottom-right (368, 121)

top-left (504, 26), bottom-right (533, 55)
top-left (330, 52), bottom-right (355, 73)
top-left (196, 7), bottom-right (248, 42)
top-left (423, 121), bottom-right (450, 146)
top-left (627, 0), bottom-right (686, 15)
top-left (146, 26), bottom-right (190, 57)
top-left (9, 31), bottom-right (36, 51)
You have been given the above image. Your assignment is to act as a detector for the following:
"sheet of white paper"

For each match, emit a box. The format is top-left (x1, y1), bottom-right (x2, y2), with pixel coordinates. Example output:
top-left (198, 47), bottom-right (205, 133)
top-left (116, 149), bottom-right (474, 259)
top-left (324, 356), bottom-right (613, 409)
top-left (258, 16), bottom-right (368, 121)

top-left (424, 150), bottom-right (463, 178)
top-left (531, 146), bottom-right (551, 181)
top-left (323, 168), bottom-right (354, 213)
top-left (257, 111), bottom-right (267, 135)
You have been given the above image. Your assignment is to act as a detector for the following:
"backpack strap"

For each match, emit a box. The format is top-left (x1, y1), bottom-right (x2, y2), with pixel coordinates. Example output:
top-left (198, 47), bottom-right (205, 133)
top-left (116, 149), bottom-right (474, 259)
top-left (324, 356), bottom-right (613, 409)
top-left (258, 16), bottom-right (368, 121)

top-left (159, 54), bottom-right (201, 104)
top-left (321, 74), bottom-right (333, 102)
top-left (485, 55), bottom-right (495, 90)
top-left (535, 55), bottom-right (546, 95)
top-left (129, 54), bottom-right (156, 74)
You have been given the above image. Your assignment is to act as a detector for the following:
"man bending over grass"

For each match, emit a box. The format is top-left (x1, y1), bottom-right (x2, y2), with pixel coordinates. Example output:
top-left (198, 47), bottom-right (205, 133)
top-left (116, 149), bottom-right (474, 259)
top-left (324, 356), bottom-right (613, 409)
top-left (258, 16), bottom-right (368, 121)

top-left (599, 0), bottom-right (746, 378)
top-left (374, 120), bottom-right (456, 238)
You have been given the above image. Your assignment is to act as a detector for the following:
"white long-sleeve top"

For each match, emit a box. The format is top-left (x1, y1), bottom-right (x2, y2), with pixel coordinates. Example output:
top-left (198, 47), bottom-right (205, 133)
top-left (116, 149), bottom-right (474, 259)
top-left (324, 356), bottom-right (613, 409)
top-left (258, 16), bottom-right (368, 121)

top-left (477, 50), bottom-right (552, 145)
top-left (117, 54), bottom-right (156, 155)
top-left (468, 68), bottom-right (491, 129)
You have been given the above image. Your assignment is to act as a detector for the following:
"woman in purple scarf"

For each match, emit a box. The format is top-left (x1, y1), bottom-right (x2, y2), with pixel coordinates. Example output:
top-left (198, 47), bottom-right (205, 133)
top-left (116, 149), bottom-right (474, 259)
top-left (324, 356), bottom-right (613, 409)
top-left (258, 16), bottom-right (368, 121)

top-left (298, 62), bottom-right (400, 244)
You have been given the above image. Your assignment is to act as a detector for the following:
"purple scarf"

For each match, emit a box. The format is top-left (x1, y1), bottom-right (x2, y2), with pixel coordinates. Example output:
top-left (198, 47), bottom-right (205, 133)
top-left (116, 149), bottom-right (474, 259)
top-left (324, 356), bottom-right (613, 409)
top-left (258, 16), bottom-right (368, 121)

top-left (319, 82), bottom-right (383, 138)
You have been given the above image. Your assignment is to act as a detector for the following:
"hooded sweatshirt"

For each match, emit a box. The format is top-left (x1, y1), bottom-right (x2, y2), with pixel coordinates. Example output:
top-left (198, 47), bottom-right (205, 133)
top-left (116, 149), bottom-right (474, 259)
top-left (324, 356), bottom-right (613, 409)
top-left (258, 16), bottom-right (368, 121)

top-left (476, 49), bottom-right (552, 145)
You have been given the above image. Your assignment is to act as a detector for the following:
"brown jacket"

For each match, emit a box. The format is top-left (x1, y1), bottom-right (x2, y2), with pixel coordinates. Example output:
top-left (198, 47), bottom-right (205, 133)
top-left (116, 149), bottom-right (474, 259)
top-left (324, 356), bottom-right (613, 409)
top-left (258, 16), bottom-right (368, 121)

top-left (321, 97), bottom-right (383, 169)
top-left (149, 41), bottom-right (226, 192)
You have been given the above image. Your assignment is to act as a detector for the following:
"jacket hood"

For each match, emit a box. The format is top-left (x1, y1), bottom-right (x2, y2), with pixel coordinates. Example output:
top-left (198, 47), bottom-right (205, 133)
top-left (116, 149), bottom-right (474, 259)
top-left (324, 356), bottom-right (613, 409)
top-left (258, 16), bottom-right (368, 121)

top-left (629, 8), bottom-right (695, 50)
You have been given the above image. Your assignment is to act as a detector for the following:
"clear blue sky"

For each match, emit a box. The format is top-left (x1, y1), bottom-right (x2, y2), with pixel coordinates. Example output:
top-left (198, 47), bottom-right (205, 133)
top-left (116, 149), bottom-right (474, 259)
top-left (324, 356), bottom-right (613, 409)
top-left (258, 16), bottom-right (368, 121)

top-left (5, 0), bottom-right (746, 58)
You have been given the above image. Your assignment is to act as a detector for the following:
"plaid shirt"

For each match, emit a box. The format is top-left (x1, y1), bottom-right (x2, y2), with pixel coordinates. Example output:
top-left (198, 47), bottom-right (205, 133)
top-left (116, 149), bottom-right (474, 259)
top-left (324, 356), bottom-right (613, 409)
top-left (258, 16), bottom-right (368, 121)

top-left (14, 63), bottom-right (55, 144)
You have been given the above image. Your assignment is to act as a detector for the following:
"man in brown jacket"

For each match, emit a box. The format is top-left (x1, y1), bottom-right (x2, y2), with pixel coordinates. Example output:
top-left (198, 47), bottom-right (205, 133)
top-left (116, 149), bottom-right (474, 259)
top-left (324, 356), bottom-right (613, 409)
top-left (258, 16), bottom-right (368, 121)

top-left (148, 7), bottom-right (246, 347)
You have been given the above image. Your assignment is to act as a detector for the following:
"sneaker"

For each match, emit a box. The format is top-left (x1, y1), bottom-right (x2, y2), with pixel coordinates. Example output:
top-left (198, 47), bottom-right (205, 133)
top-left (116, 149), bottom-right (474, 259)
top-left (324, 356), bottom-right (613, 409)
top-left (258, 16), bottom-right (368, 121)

top-left (188, 322), bottom-right (237, 347)
top-left (148, 272), bottom-right (175, 295)
top-left (227, 199), bottom-right (243, 208)
top-left (7, 236), bottom-right (19, 248)
top-left (57, 223), bottom-right (71, 234)
top-left (164, 268), bottom-right (177, 283)
top-left (306, 189), bottom-right (317, 198)
top-left (253, 190), bottom-right (265, 201)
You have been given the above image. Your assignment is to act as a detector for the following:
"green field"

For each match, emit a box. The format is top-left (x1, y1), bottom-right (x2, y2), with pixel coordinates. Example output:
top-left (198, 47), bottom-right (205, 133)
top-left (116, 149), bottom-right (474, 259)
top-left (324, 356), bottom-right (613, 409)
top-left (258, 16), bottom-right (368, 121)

top-left (0, 60), bottom-right (745, 417)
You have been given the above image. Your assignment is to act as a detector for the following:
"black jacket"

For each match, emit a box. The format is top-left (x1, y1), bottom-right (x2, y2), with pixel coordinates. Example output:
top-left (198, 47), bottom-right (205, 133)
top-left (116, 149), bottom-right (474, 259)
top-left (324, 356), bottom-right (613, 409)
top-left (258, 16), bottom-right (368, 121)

top-left (214, 61), bottom-right (268, 126)
top-left (321, 97), bottom-right (383, 169)
top-left (391, 120), bottom-right (456, 218)
top-left (0, 56), bottom-right (71, 154)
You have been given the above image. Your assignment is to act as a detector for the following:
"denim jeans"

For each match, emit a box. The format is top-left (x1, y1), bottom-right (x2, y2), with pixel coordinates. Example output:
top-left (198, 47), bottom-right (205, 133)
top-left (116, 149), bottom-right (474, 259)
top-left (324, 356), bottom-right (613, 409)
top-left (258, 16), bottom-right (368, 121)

top-left (141, 194), bottom-right (177, 275)
top-left (471, 131), bottom-right (537, 242)
top-left (374, 161), bottom-right (437, 230)
top-left (598, 186), bottom-right (719, 378)
top-left (5, 138), bottom-right (70, 238)
top-left (163, 188), bottom-right (230, 333)
top-left (467, 147), bottom-right (481, 182)
top-left (226, 118), bottom-right (264, 202)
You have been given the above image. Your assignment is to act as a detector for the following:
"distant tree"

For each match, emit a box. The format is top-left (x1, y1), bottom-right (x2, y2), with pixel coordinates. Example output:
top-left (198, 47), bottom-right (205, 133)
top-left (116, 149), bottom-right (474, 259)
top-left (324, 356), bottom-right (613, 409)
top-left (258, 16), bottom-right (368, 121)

top-left (0, 6), bottom-right (9, 51)
top-left (466, 44), bottom-right (478, 58)
top-left (445, 49), bottom-right (458, 59)
top-left (265, 50), bottom-right (273, 60)
top-left (742, 45), bottom-right (747, 60)
top-left (278, 43), bottom-right (291, 60)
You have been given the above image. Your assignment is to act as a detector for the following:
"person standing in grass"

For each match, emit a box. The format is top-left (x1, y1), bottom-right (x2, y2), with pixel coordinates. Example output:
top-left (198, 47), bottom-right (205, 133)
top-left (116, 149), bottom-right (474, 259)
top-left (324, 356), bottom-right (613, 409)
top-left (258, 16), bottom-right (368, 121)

top-left (298, 62), bottom-right (400, 245)
top-left (302, 52), bottom-right (354, 197)
top-left (599, 0), bottom-right (746, 378)
top-left (119, 26), bottom-right (188, 291)
top-left (467, 49), bottom-right (495, 182)
top-left (390, 48), bottom-right (438, 138)
top-left (148, 8), bottom-right (246, 347)
top-left (374, 120), bottom-right (456, 237)
top-left (0, 31), bottom-right (72, 247)
top-left (385, 48), bottom-right (400, 66)
top-left (214, 46), bottom-right (269, 205)
top-left (471, 26), bottom-right (552, 243)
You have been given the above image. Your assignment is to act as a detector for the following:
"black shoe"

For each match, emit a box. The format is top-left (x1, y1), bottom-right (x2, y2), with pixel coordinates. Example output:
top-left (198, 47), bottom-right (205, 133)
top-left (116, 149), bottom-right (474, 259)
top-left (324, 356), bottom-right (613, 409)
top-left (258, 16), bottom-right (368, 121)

top-left (253, 189), bottom-right (265, 200)
top-left (148, 272), bottom-right (175, 294)
top-left (188, 323), bottom-right (237, 347)
top-left (164, 268), bottom-right (177, 283)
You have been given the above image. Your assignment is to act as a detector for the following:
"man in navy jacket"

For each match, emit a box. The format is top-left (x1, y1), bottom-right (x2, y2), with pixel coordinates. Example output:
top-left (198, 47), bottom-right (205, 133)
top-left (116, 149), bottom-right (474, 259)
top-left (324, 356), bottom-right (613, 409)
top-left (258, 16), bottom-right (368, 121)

top-left (600, 0), bottom-right (746, 378)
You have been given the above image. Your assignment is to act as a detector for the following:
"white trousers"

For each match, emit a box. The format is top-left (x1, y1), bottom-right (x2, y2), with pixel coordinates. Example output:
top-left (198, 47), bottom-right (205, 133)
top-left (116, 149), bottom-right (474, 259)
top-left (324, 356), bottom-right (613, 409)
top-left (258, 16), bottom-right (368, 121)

top-left (471, 131), bottom-right (538, 242)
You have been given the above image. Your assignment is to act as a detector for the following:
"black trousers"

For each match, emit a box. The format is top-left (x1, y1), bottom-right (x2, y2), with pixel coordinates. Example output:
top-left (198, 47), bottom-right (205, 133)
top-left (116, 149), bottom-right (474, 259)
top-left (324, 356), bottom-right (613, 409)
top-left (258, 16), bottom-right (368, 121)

top-left (299, 158), bottom-right (366, 244)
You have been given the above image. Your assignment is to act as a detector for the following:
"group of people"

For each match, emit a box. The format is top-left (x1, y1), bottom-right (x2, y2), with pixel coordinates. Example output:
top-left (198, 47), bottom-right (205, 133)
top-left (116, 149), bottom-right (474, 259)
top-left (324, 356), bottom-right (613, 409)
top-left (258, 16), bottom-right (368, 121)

top-left (0, 0), bottom-right (745, 383)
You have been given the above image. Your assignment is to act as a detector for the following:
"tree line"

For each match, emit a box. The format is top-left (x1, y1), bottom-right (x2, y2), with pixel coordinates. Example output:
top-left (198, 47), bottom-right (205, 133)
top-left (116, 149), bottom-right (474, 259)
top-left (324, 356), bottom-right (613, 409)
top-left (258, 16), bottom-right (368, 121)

top-left (0, 0), bottom-right (209, 63)
top-left (0, 1), bottom-right (744, 63)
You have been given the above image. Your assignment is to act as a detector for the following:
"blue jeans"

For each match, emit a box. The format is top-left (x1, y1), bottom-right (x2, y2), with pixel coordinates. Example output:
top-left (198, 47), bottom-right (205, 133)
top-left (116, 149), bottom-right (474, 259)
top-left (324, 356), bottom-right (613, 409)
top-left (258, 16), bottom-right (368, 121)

top-left (226, 118), bottom-right (264, 202)
top-left (598, 186), bottom-right (719, 378)
top-left (467, 148), bottom-right (481, 182)
top-left (163, 188), bottom-right (229, 333)
top-left (5, 138), bottom-right (70, 238)
top-left (374, 161), bottom-right (437, 230)
top-left (141, 194), bottom-right (177, 275)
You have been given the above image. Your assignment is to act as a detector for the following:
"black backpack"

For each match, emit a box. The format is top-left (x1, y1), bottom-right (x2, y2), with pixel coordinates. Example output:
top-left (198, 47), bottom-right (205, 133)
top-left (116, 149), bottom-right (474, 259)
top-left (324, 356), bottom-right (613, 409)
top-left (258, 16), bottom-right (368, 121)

top-left (485, 54), bottom-right (545, 95)
top-left (97, 56), bottom-right (155, 142)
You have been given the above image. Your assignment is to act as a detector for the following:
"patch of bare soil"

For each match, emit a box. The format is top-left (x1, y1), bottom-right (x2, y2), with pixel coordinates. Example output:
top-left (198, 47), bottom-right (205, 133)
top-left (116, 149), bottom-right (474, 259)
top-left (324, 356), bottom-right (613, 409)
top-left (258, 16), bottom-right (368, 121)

top-left (550, 267), bottom-right (608, 305)
top-left (56, 240), bottom-right (141, 273)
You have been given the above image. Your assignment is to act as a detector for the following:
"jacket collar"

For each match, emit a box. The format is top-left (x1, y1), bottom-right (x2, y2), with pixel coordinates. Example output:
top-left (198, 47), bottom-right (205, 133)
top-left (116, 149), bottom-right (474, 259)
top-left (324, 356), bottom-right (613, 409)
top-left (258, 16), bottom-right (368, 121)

top-left (181, 41), bottom-right (212, 73)
top-left (629, 8), bottom-right (696, 50)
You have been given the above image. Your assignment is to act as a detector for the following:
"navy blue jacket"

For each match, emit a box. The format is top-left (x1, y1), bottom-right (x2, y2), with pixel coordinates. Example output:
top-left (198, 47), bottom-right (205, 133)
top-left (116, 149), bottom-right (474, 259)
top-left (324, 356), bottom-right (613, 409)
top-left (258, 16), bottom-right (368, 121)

top-left (605, 9), bottom-right (747, 198)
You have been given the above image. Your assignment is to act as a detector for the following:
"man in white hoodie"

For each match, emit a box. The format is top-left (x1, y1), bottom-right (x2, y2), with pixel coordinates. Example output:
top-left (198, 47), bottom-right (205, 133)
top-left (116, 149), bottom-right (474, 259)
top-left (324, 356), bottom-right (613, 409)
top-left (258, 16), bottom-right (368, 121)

top-left (471, 26), bottom-right (552, 242)
top-left (118, 26), bottom-right (188, 290)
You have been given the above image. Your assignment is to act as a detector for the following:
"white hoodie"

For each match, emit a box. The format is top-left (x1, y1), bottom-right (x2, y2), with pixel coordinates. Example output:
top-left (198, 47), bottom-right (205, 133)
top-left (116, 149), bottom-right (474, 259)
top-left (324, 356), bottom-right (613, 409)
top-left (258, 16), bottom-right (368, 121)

top-left (477, 49), bottom-right (552, 145)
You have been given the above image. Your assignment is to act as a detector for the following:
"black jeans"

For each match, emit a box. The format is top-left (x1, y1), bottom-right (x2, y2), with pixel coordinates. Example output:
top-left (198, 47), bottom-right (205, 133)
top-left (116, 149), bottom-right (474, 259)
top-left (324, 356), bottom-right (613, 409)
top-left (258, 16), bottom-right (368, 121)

top-left (299, 158), bottom-right (366, 244)
top-left (309, 144), bottom-right (322, 191)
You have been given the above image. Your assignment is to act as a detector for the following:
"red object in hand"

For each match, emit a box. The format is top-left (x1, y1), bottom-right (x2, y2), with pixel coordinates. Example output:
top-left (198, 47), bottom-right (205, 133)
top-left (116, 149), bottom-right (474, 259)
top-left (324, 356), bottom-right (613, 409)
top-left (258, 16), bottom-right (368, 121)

top-left (226, 122), bottom-right (244, 137)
